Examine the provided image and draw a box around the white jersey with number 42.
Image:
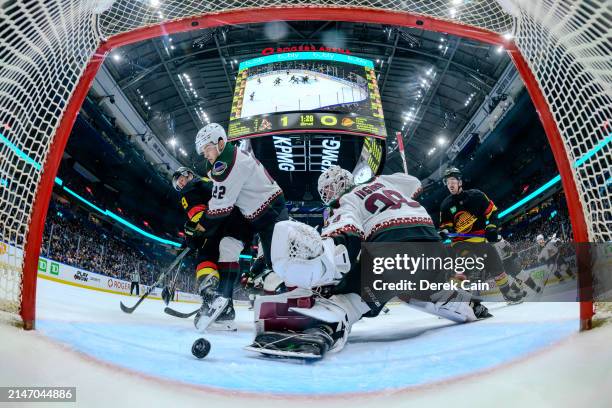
[322,173,434,241]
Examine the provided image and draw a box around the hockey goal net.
[0,1,610,329]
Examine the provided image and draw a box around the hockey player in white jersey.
[190,123,288,331]
[494,238,541,294]
[245,166,491,359]
[536,234,575,283]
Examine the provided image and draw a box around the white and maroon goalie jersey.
[321,173,439,242]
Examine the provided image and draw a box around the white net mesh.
[0,1,101,314]
[511,0,611,243]
[0,0,610,321]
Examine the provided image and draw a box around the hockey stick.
[162,257,185,305]
[164,306,199,318]
[395,131,408,175]
[447,232,485,238]
[120,247,191,314]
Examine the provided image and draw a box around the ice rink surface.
[241,70,367,117]
[33,279,583,393]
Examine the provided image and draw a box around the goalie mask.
[172,166,195,191]
[271,220,350,288]
[317,165,354,205]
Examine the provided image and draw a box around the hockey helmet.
[195,123,227,155]
[442,166,462,185]
[172,166,195,191]
[536,234,545,244]
[317,165,354,205]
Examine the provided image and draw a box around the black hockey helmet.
[172,166,195,191]
[442,166,462,185]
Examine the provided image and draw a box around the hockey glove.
[485,225,498,242]
[184,220,206,248]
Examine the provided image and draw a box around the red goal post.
[1,1,609,330]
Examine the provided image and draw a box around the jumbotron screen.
[228,52,387,139]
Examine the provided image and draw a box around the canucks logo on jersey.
[212,161,227,176]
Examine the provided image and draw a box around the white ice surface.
[1,278,611,407]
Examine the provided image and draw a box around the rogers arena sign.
[107,277,131,291]
[262,45,351,55]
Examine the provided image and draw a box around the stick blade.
[120,301,136,314]
[164,307,199,318]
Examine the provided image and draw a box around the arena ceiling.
[102,21,512,178]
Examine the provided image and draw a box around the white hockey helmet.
[195,123,227,155]
[536,234,545,243]
[317,165,354,205]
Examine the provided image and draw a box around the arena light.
[168,137,178,147]
[106,210,180,247]
[437,136,447,146]
[111,53,121,62]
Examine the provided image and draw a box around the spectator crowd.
[41,196,196,293]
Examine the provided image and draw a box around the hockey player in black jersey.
[170,166,253,331]
[439,167,526,303]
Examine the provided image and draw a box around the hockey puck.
[191,338,211,359]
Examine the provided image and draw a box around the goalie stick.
[120,247,191,314]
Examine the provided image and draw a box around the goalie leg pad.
[408,289,478,323]
[254,288,317,334]
[262,271,285,293]
[290,293,371,353]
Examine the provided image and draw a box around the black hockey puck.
[191,338,211,359]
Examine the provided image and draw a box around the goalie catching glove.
[271,220,351,288]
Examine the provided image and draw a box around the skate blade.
[243,345,322,360]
